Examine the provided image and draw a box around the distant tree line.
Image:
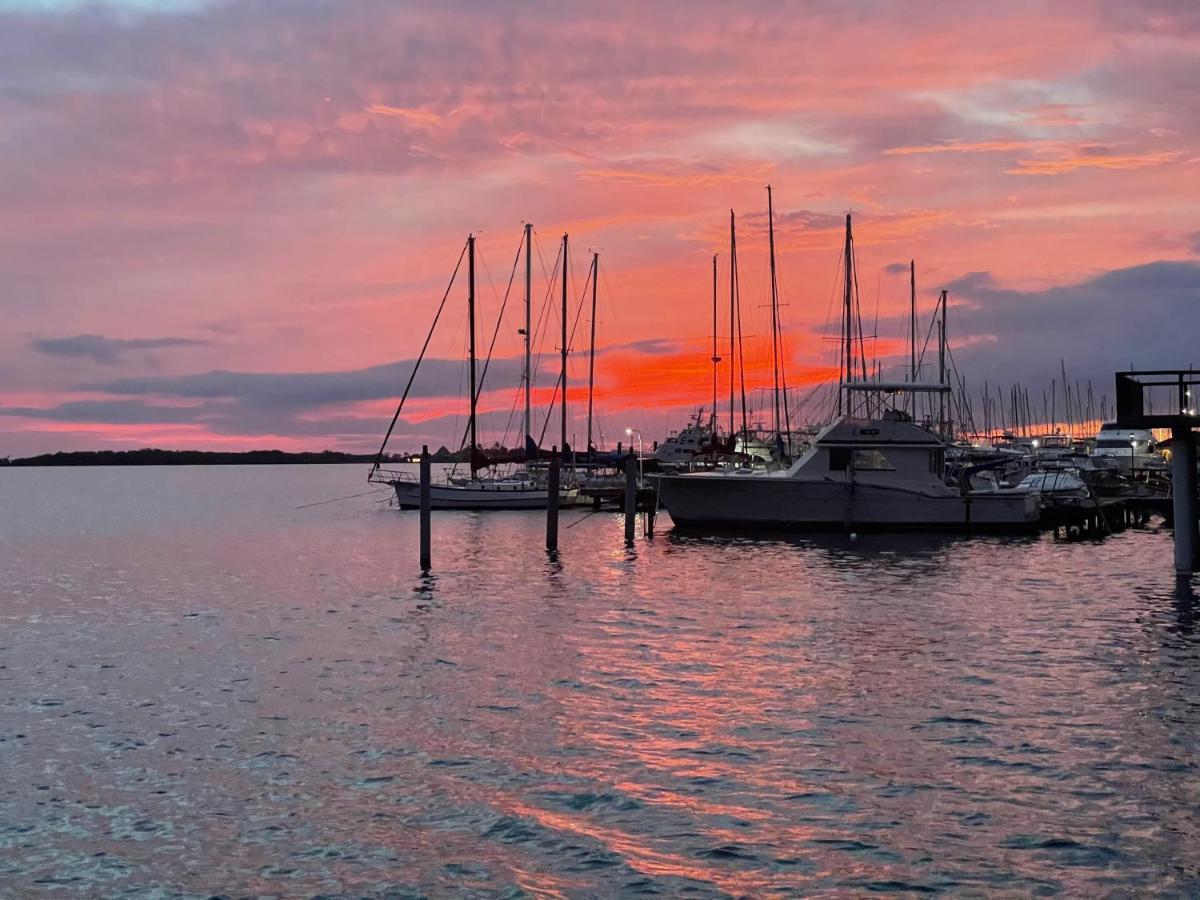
[0,444,514,467]
[1,448,381,467]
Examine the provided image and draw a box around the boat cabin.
[788,413,951,491]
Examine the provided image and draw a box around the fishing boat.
[658,410,1039,531]
[655,213,1040,532]
[370,227,578,510]
[653,409,719,463]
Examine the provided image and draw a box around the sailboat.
[655,214,1041,531]
[370,228,578,510]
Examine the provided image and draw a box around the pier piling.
[1172,426,1198,572]
[419,445,431,570]
[624,453,637,544]
[546,447,560,552]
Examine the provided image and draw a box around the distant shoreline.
[0,449,452,467]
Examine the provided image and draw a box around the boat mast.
[729,210,736,437]
[586,251,598,453]
[711,253,720,435]
[560,232,569,453]
[768,185,782,440]
[909,259,916,418]
[468,233,478,463]
[840,214,853,416]
[733,212,748,440]
[524,223,532,453]
[938,288,947,439]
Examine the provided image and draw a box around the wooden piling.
[546,447,560,552]
[419,445,431,570]
[624,453,637,544]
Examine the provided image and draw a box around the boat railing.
[369,466,417,485]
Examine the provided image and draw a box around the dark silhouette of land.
[0,447,471,467]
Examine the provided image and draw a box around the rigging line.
[567,255,593,356]
[915,299,939,374]
[872,270,881,378]
[530,222,558,428]
[945,341,977,435]
[369,241,467,477]
[851,242,868,383]
[818,243,844,377]
[456,231,524,454]
[598,263,650,440]
[538,372,560,449]
[529,233,563,442]
[452,304,469,466]
[499,379,522,449]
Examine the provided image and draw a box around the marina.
[369,208,1197,573]
[5,1,1200,894]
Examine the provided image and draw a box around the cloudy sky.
[2,0,1198,455]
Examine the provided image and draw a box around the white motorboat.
[1090,424,1163,472]
[1014,470,1088,501]
[656,412,1040,531]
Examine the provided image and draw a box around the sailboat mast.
[840,214,853,415]
[909,259,916,418]
[732,212,748,440]
[586,251,598,453]
[523,223,532,451]
[711,253,720,434]
[768,185,781,439]
[468,233,478,460]
[560,233,569,452]
[729,210,736,437]
[938,289,948,439]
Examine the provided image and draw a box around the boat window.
[1097,439,1135,448]
[829,448,850,471]
[852,449,894,471]
[928,449,944,474]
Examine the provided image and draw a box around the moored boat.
[657,412,1039,531]
[369,226,577,510]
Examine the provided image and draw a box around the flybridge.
[1115,369,1200,429]
[1116,369,1199,573]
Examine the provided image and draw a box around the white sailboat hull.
[656,474,1040,532]
[393,480,578,510]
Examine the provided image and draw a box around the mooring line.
[566,509,604,529]
[295,487,391,509]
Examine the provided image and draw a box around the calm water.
[1,465,1198,897]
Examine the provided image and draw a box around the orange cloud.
[884,139,1040,156]
[364,104,441,126]
[1006,148,1184,176]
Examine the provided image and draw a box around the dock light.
[625,428,644,478]
[1031,439,1039,449]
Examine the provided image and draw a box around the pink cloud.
[1,0,1198,453]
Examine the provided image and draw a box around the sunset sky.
[2,0,1198,456]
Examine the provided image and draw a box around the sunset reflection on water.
[1,466,1197,895]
